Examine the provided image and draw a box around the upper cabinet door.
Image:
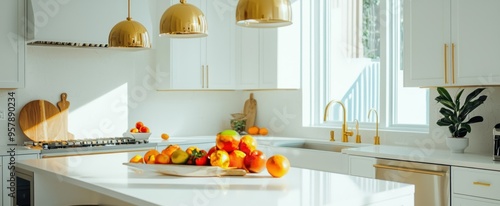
[403,0,451,87]
[0,0,25,88]
[155,0,235,90]
[204,0,236,89]
[404,0,500,87]
[452,0,500,85]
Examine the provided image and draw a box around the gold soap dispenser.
[354,119,361,143]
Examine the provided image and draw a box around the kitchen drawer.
[453,194,500,206]
[452,166,500,201]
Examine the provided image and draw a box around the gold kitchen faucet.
[323,100,353,142]
[368,108,380,145]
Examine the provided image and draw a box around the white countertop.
[344,144,500,171]
[17,152,414,206]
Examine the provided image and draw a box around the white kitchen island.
[16,152,414,206]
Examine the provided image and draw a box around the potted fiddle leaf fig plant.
[435,87,487,153]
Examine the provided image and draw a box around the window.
[303,0,429,131]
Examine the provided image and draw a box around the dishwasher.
[374,159,450,206]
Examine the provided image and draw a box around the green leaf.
[466,116,484,124]
[457,128,468,137]
[455,89,464,110]
[460,123,471,133]
[437,87,453,102]
[439,108,454,117]
[437,99,456,110]
[448,126,455,137]
[437,118,453,126]
[459,97,487,120]
[464,88,485,104]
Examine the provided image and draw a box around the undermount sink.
[276,140,366,153]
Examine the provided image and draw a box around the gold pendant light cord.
[127,0,131,20]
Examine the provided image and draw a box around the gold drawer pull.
[473,181,491,187]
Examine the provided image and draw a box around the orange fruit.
[229,150,246,169]
[259,127,269,136]
[144,149,159,164]
[135,121,144,129]
[130,128,139,133]
[247,126,259,135]
[129,154,143,163]
[161,144,180,157]
[239,135,257,155]
[161,133,170,140]
[266,155,290,178]
[155,154,170,164]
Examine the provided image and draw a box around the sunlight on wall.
[68,83,128,139]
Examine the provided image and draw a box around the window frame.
[303,0,429,133]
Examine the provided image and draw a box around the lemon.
[171,149,189,164]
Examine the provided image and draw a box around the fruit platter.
[123,163,246,177]
[126,129,290,178]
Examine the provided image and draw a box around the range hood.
[26,0,153,48]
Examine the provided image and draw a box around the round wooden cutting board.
[19,100,62,142]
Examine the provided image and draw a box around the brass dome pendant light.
[159,0,208,38]
[108,0,151,48]
[236,0,292,28]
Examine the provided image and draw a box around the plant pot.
[445,137,469,153]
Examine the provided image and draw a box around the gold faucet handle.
[330,130,335,141]
[346,130,354,136]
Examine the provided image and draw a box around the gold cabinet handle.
[444,44,448,84]
[452,43,456,84]
[373,164,446,176]
[473,181,491,187]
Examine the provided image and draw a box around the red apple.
[216,130,241,153]
[244,149,266,173]
[239,135,257,155]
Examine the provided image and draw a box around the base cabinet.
[2,153,38,206]
[348,155,376,178]
[453,195,500,206]
[451,166,500,205]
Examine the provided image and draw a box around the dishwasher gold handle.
[473,181,491,187]
[373,164,446,176]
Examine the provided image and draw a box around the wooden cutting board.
[19,100,62,142]
[244,93,257,130]
[57,93,74,140]
[123,163,247,177]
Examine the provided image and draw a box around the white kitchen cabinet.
[0,0,25,88]
[2,153,38,206]
[404,0,500,87]
[156,0,235,90]
[451,166,500,205]
[348,155,376,178]
[234,1,301,90]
